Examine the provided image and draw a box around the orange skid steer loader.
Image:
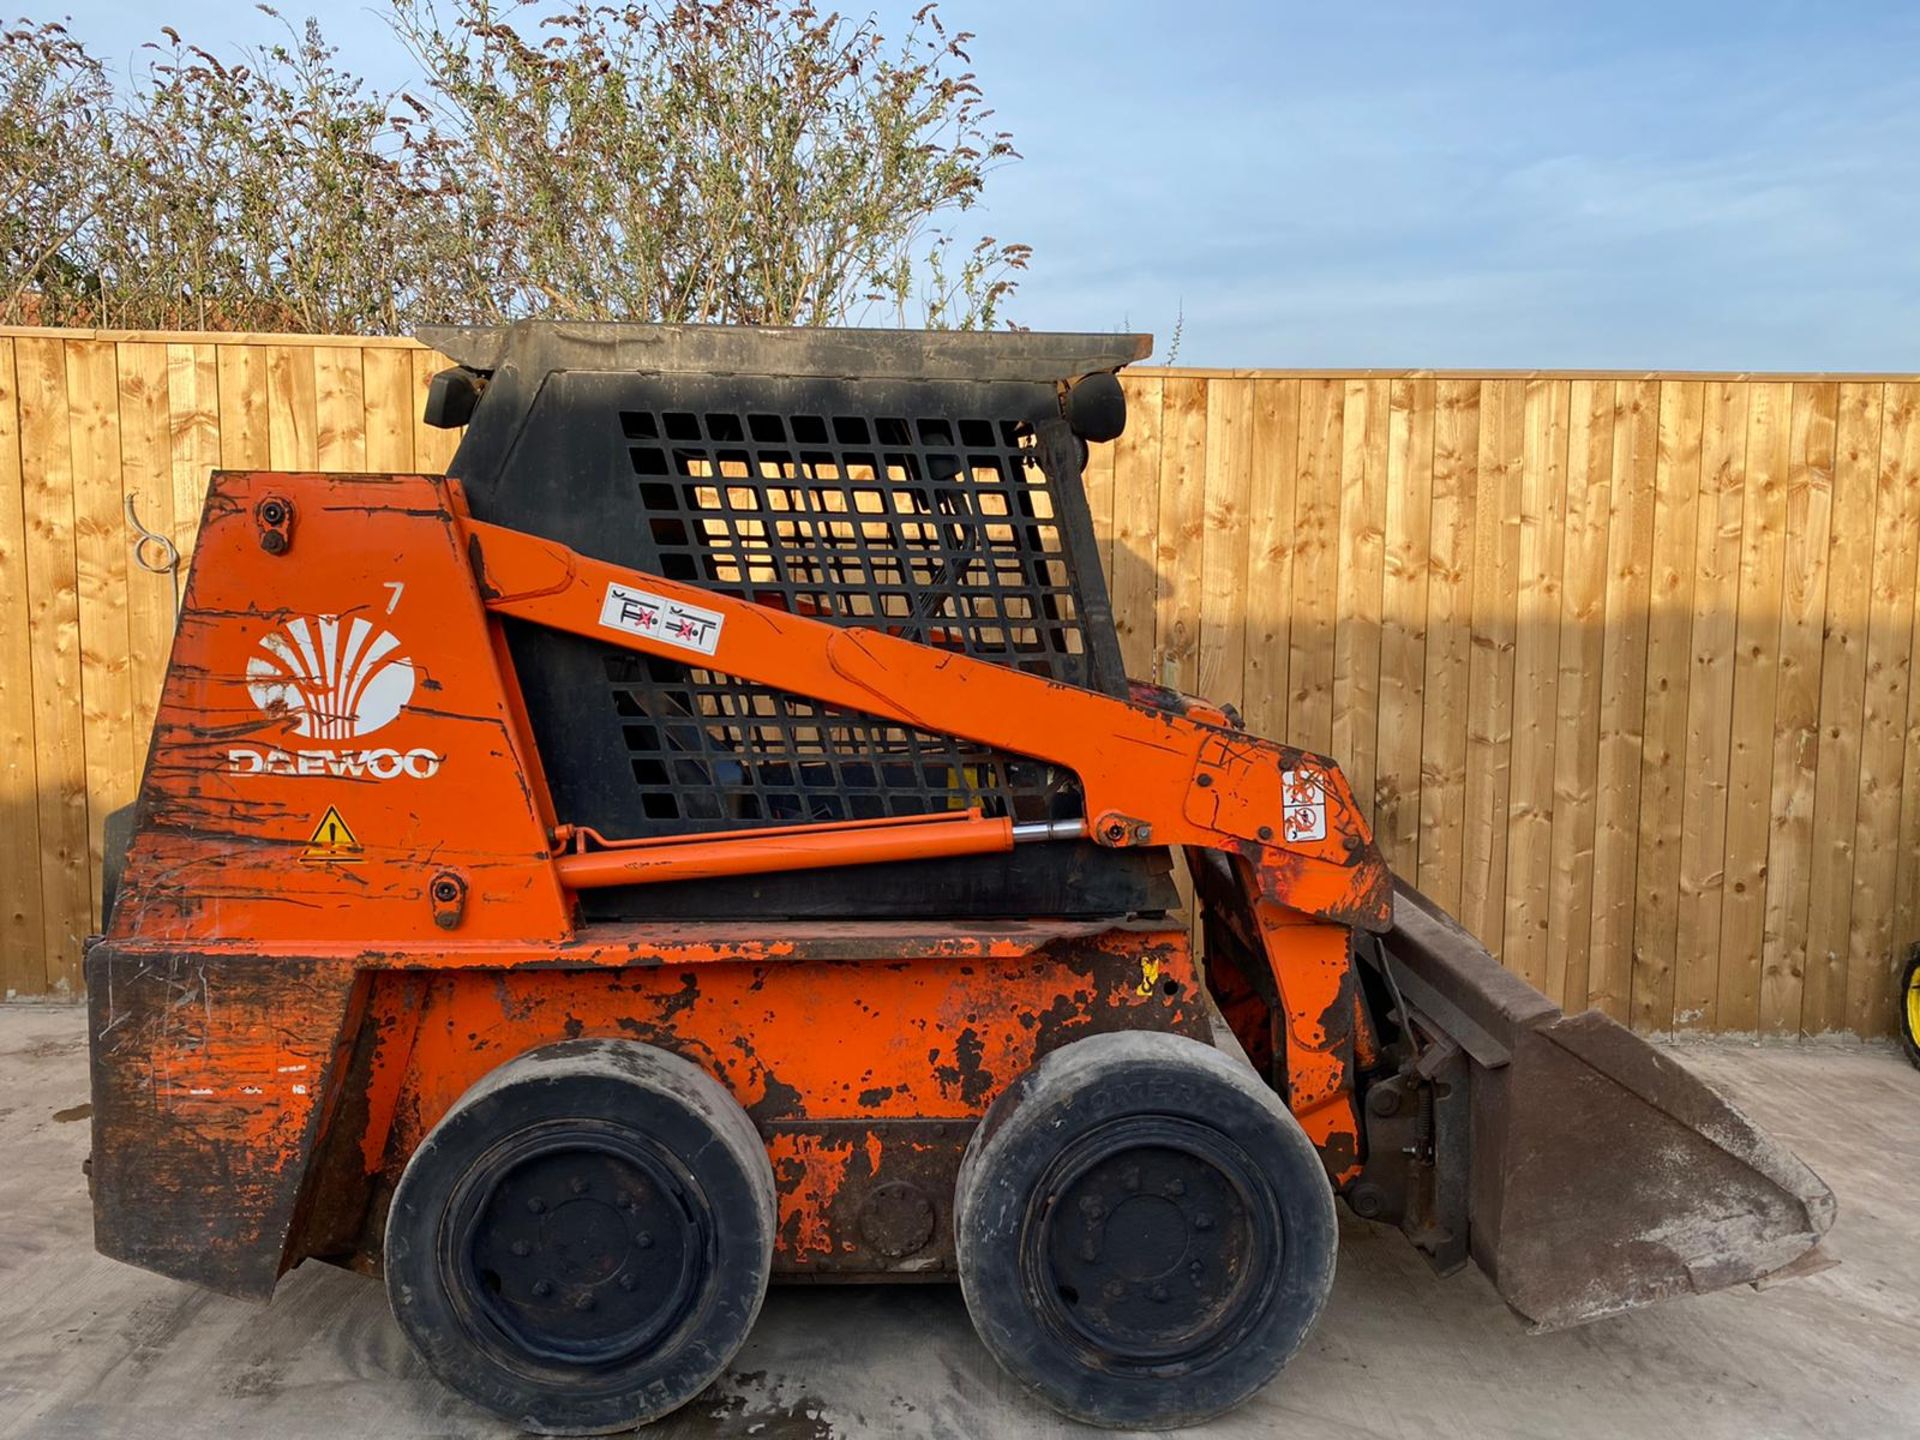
[90,324,1833,1432]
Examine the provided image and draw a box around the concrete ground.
[0,1004,1913,1440]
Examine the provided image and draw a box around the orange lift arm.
[463,508,1390,1176]
[469,517,1392,930]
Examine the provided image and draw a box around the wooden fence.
[3,329,1917,1038]
[0,330,462,1002]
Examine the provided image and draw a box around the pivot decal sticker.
[302,805,362,864]
[1280,767,1328,844]
[598,582,724,656]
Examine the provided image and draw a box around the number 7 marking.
[383,581,405,614]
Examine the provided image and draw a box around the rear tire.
[953,1030,1336,1429]
[384,1039,775,1434]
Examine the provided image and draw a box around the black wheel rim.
[440,1120,713,1370]
[1021,1115,1281,1373]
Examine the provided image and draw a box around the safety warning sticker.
[597,582,725,656]
[1280,768,1328,844]
[302,804,363,863]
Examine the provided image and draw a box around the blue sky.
[48,1,1920,368]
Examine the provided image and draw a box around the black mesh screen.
[601,399,1089,833]
[444,335,1168,918]
[606,652,1074,827]
[623,408,1086,672]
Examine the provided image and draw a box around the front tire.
[384,1039,775,1434]
[953,1030,1337,1429]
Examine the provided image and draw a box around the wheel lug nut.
[526,1197,545,1214]
[532,1279,553,1297]
[1080,1240,1099,1262]
[573,1293,594,1312]
[570,1177,588,1196]
[1149,1284,1168,1302]
[1121,1167,1139,1192]
[1193,1212,1213,1231]
[619,1274,639,1292]
[636,1232,654,1250]
[1167,1178,1186,1197]
[510,1240,531,1257]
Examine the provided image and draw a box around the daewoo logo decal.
[246,614,416,740]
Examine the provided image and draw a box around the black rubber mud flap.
[384,1039,775,1434]
[953,1030,1336,1430]
[98,803,135,930]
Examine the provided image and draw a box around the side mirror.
[1063,372,1127,444]
[423,366,487,430]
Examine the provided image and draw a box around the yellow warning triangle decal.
[303,805,362,862]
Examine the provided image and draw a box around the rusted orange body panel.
[90,924,1203,1295]
[91,469,1390,1297]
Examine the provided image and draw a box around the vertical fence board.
[16,338,90,993]
[1882,388,1920,1035]
[1459,381,1525,952]
[1417,380,1481,912]
[1545,380,1614,1012]
[1802,383,1881,1034]
[1154,377,1210,695]
[66,340,133,941]
[1672,383,1751,1029]
[314,346,368,471]
[115,343,177,738]
[1374,377,1434,877]
[217,346,269,469]
[1240,380,1299,741]
[1587,380,1659,1019]
[1758,384,1838,1031]
[1198,379,1253,712]
[1109,377,1162,679]
[363,348,416,473]
[1332,378,1389,825]
[166,343,220,589]
[1718,381,1793,1032]
[1082,428,1118,581]
[266,344,318,469]
[1628,380,1703,1031]
[1288,380,1343,753]
[0,339,45,995]
[411,349,463,474]
[1503,379,1569,991]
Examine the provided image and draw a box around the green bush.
[0,2,1028,332]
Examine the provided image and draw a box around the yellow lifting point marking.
[1136,957,1163,997]
[302,805,362,864]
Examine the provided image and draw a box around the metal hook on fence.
[124,493,180,576]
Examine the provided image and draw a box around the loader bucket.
[1369,881,1836,1331]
